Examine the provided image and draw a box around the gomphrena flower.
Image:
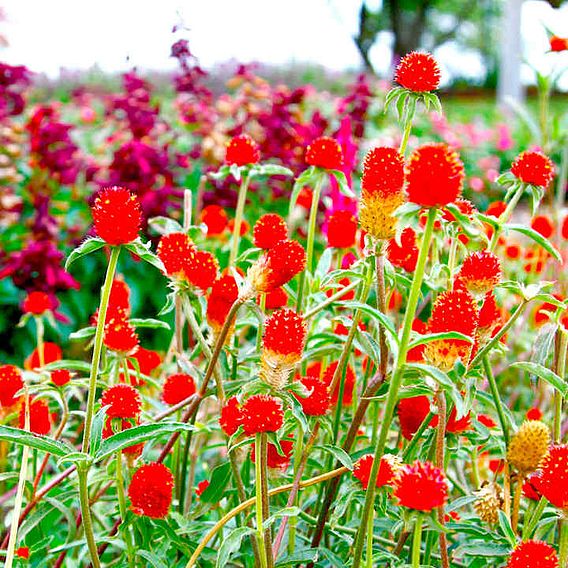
[305,136,343,170]
[474,481,503,525]
[326,210,357,249]
[157,232,196,278]
[294,376,331,416]
[406,144,465,207]
[246,239,306,297]
[51,369,72,387]
[241,395,284,435]
[394,460,448,512]
[264,287,288,310]
[184,250,219,291]
[219,396,244,436]
[398,395,436,440]
[91,186,142,245]
[395,51,441,92]
[506,540,559,568]
[101,384,142,419]
[323,361,356,406]
[511,151,555,188]
[424,289,479,371]
[128,462,174,519]
[388,228,419,272]
[251,438,294,470]
[200,205,228,236]
[206,273,239,335]
[18,397,51,435]
[353,454,402,489]
[359,146,405,240]
[161,373,196,405]
[103,313,139,355]
[225,133,260,167]
[533,444,568,509]
[0,364,24,407]
[458,250,502,295]
[22,291,53,315]
[550,35,568,52]
[253,213,288,249]
[477,292,504,340]
[531,215,554,239]
[507,420,550,475]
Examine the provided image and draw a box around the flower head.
[359,191,404,240]
[474,482,503,525]
[162,373,196,405]
[394,460,447,512]
[458,250,502,295]
[323,361,356,406]
[101,384,142,419]
[550,35,568,52]
[326,210,357,248]
[51,369,72,387]
[388,228,419,272]
[507,420,550,475]
[128,462,174,518]
[511,151,555,187]
[395,52,441,92]
[264,287,288,310]
[104,313,139,355]
[251,438,294,470]
[19,397,51,435]
[220,396,244,436]
[263,309,306,361]
[305,137,343,170]
[103,417,144,456]
[406,144,464,207]
[241,395,284,435]
[91,186,142,245]
[200,205,228,236]
[207,273,239,334]
[506,540,558,568]
[0,365,24,407]
[157,232,196,278]
[533,444,568,509]
[294,376,331,416]
[353,454,402,489]
[477,292,504,339]
[184,250,219,291]
[398,395,436,440]
[225,134,260,166]
[361,147,405,196]
[531,215,554,239]
[22,291,53,315]
[253,213,288,249]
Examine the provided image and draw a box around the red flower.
[394,460,448,512]
[15,546,29,559]
[200,205,228,236]
[220,396,244,436]
[19,397,51,435]
[263,309,306,360]
[103,417,144,456]
[162,373,196,405]
[91,186,142,245]
[129,347,162,377]
[486,200,507,218]
[353,454,400,489]
[128,462,174,518]
[225,134,260,166]
[533,444,568,509]
[184,250,219,291]
[263,287,288,310]
[305,136,343,170]
[0,365,24,407]
[241,395,284,435]
[531,215,554,239]
[523,472,542,501]
[207,273,239,333]
[550,35,568,52]
[294,376,331,416]
[395,51,441,92]
[506,540,559,568]
[90,278,131,327]
[253,213,288,249]
[227,218,249,237]
[195,480,210,498]
[361,146,405,196]
[248,239,306,293]
[511,151,555,187]
[323,361,356,406]
[325,277,355,302]
[446,407,471,433]
[458,251,502,295]
[157,232,196,278]
[388,228,419,272]
[24,342,62,370]
[505,244,521,260]
[251,438,294,470]
[101,384,141,419]
[406,144,464,207]
[526,407,543,421]
[326,210,357,248]
[51,369,72,387]
[398,396,435,440]
[104,314,139,355]
[22,291,53,315]
[407,319,428,362]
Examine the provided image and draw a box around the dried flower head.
[253,213,288,249]
[511,151,555,188]
[359,190,404,241]
[225,133,260,166]
[474,481,503,525]
[101,384,142,419]
[305,136,343,170]
[395,52,441,92]
[507,420,550,475]
[394,460,448,512]
[128,462,174,519]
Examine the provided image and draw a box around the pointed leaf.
[65,238,106,270]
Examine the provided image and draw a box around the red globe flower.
[394,460,448,512]
[15,547,29,559]
[0,365,24,407]
[263,287,288,310]
[157,232,196,278]
[200,205,229,236]
[129,347,162,377]
[511,151,555,187]
[90,278,131,326]
[361,146,405,196]
[22,291,53,315]
[398,395,436,440]
[353,454,401,489]
[486,200,507,218]
[322,361,356,406]
[533,444,568,510]
[395,51,441,92]
[91,186,142,245]
[225,134,260,166]
[526,407,543,421]
[207,273,239,333]
[294,376,331,416]
[101,384,142,419]
[162,373,196,405]
[128,462,174,519]
[531,215,555,239]
[51,369,72,387]
[326,210,357,249]
[253,213,288,249]
[263,309,306,362]
[458,250,502,295]
[241,395,284,435]
[305,136,343,170]
[406,144,464,207]
[251,438,294,470]
[104,314,139,355]
[19,397,51,435]
[388,228,419,272]
[220,396,244,436]
[506,540,559,568]
[550,35,568,52]
[184,250,219,291]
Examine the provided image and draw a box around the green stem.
[303,280,359,320]
[229,173,250,266]
[255,434,269,568]
[482,356,509,446]
[78,467,101,568]
[560,519,568,568]
[365,506,374,568]
[522,497,547,541]
[399,118,413,155]
[115,450,135,567]
[402,411,436,462]
[489,185,525,252]
[411,513,423,568]
[351,207,437,568]
[82,246,121,453]
[553,328,567,443]
[35,316,45,368]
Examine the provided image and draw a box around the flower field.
[0,40,568,568]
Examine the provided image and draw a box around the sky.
[1,0,567,84]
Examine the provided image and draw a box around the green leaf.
[137,551,169,568]
[159,291,176,316]
[316,445,353,470]
[65,238,106,270]
[510,362,567,396]
[43,360,91,373]
[124,239,166,272]
[208,164,232,181]
[216,526,255,568]
[497,510,517,547]
[263,507,301,529]
[329,170,355,198]
[289,166,318,216]
[336,301,398,343]
[129,318,170,330]
[199,461,232,503]
[90,407,107,457]
[0,425,72,457]
[250,164,294,178]
[407,331,474,350]
[69,326,96,341]
[276,549,319,566]
[94,422,195,462]
[505,224,562,262]
[147,216,183,236]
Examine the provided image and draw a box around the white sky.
[1,0,567,84]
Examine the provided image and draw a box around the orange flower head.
[225,133,260,166]
[394,460,448,512]
[128,462,174,519]
[157,232,196,278]
[101,384,142,419]
[305,136,343,170]
[361,146,405,196]
[253,213,288,249]
[506,540,558,568]
[458,250,502,295]
[0,365,24,407]
[511,151,555,187]
[241,395,284,435]
[395,51,441,92]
